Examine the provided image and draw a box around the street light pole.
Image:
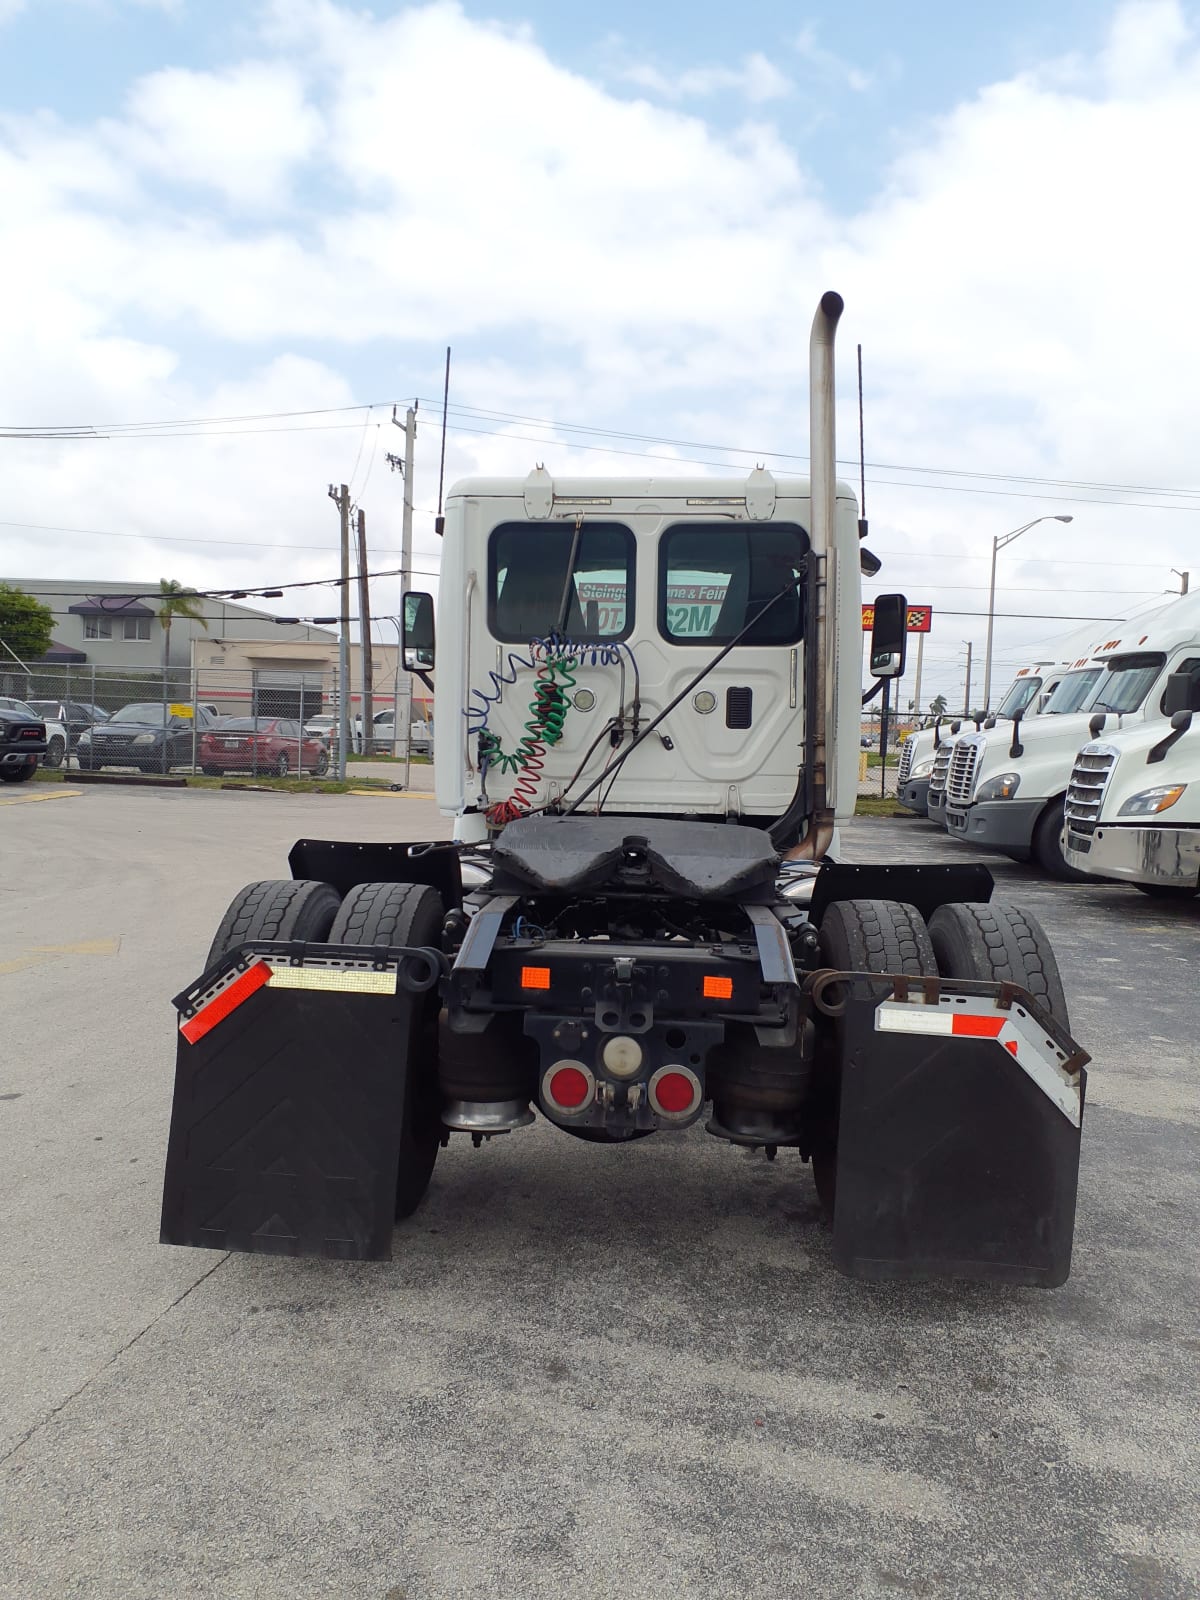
[982,513,1074,712]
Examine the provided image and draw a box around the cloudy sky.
[1,0,1196,707]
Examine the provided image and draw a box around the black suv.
[76,703,218,773]
[0,710,48,784]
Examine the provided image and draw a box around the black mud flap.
[161,942,443,1260]
[818,973,1088,1287]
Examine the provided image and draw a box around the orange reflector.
[703,974,733,1000]
[521,965,551,990]
[951,1013,1006,1039]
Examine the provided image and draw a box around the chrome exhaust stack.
[790,289,843,860]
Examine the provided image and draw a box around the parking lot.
[1,788,1197,1600]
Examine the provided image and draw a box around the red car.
[198,717,330,778]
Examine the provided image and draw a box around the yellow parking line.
[0,936,121,976]
[0,786,84,806]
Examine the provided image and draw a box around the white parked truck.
[899,658,1076,818]
[937,594,1200,876]
[1062,664,1200,898]
[160,293,1089,1286]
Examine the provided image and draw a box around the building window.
[123,617,151,641]
[83,617,113,640]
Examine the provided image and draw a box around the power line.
[7,392,1200,510]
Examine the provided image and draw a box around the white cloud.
[622,51,792,104]
[0,0,1198,700]
[0,0,27,23]
[793,24,873,92]
[112,60,323,208]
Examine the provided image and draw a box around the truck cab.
[431,468,863,844]
[1062,662,1200,897]
[902,661,1067,818]
[938,593,1200,876]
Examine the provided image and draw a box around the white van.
[1062,663,1200,899]
[939,592,1200,876]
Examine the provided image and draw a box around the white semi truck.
[1062,664,1200,898]
[898,657,1079,818]
[936,593,1200,876]
[160,293,1089,1286]
[925,649,1104,836]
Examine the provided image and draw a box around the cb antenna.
[435,345,451,536]
[857,341,867,539]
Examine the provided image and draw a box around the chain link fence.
[0,662,425,780]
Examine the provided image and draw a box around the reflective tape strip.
[267,966,397,995]
[179,959,271,1044]
[875,998,1082,1127]
[875,1004,953,1036]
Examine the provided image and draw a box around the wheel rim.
[276,753,289,776]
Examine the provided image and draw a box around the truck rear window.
[489,521,634,642]
[658,523,808,645]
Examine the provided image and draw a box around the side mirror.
[1171,708,1194,732]
[1162,670,1200,717]
[402,591,435,671]
[868,593,907,679]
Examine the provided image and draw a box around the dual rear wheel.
[205,877,444,1220]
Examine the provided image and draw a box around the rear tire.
[928,900,1070,1028]
[1032,797,1088,881]
[275,752,290,778]
[812,899,938,1213]
[328,882,445,1219]
[205,878,342,970]
[0,761,37,784]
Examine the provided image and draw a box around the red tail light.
[542,1061,595,1114]
[649,1066,701,1119]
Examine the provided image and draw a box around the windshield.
[110,703,171,724]
[994,676,1042,718]
[27,701,60,716]
[1043,667,1104,714]
[1089,654,1165,715]
[0,697,38,717]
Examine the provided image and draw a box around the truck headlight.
[1118,784,1186,817]
[77,731,91,745]
[132,733,157,745]
[911,757,935,779]
[976,772,1021,801]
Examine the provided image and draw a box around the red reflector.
[521,965,551,990]
[951,1014,1006,1038]
[179,960,271,1045]
[549,1066,590,1108]
[654,1071,696,1114]
[703,974,733,1000]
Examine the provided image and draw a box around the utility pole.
[912,632,925,721]
[963,640,973,718]
[327,482,351,780]
[356,506,374,754]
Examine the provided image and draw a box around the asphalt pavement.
[1,789,1197,1599]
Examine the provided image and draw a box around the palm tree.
[928,694,948,718]
[158,579,208,668]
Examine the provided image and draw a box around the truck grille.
[928,742,952,798]
[898,737,915,784]
[1064,745,1117,836]
[947,739,982,806]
